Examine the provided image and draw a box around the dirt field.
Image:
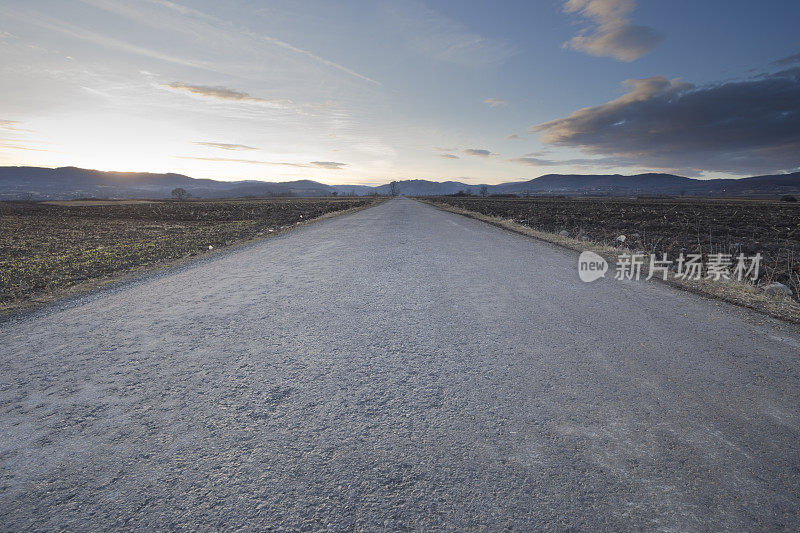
[429,196,800,301]
[41,199,157,206]
[0,197,376,310]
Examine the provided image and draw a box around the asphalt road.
[1,198,799,531]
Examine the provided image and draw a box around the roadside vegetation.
[0,197,377,313]
[423,196,800,322]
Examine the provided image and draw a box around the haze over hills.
[1,166,799,200]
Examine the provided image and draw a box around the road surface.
[1,198,799,530]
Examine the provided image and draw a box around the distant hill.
[0,166,337,200]
[490,172,800,196]
[492,173,696,195]
[1,166,799,200]
[372,172,800,197]
[373,180,485,196]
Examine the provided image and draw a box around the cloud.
[484,98,507,108]
[530,69,800,174]
[79,0,380,85]
[440,153,460,159]
[178,157,346,169]
[2,8,213,70]
[562,0,663,61]
[774,52,800,66]
[194,142,258,151]
[381,1,514,67]
[310,161,347,170]
[510,156,641,168]
[179,156,306,167]
[434,146,458,152]
[0,120,44,151]
[505,134,521,140]
[165,83,289,107]
[463,148,494,157]
[510,157,553,167]
[0,143,50,152]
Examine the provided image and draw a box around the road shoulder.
[0,199,383,322]
[417,197,800,325]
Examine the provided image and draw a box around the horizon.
[1,1,799,185]
[5,164,799,189]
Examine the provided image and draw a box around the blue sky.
[0,0,798,184]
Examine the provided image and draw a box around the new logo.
[578,251,608,282]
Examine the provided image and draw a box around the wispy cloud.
[562,0,663,61]
[1,8,214,70]
[440,153,460,159]
[258,35,380,86]
[194,142,258,151]
[505,134,521,140]
[310,161,347,170]
[530,69,800,174]
[165,83,290,108]
[381,1,514,67]
[484,98,507,108]
[178,156,347,169]
[510,156,639,167]
[0,143,50,152]
[0,120,45,152]
[510,157,552,167]
[0,120,21,130]
[463,148,494,158]
[774,52,800,66]
[179,156,307,167]
[80,0,380,85]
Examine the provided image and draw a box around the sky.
[0,0,798,185]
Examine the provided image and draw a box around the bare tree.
[479,185,489,197]
[389,181,399,196]
[171,187,190,201]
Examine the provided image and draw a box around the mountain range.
[1,166,799,200]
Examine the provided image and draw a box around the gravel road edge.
[0,199,385,322]
[417,198,800,325]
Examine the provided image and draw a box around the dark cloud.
[563,0,663,62]
[194,142,258,151]
[530,69,800,175]
[774,52,800,66]
[440,153,460,159]
[463,148,494,157]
